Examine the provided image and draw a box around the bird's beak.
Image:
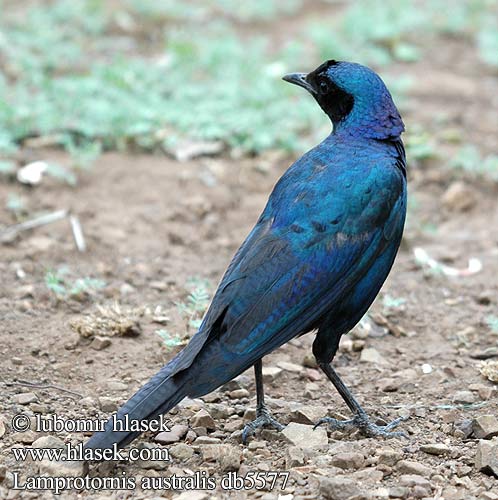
[282,72,316,94]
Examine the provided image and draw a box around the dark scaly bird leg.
[314,362,407,438]
[242,359,284,444]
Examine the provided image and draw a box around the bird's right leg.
[314,362,407,438]
[241,359,284,443]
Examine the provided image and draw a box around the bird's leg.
[314,362,407,438]
[242,359,285,444]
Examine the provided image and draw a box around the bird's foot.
[242,405,284,444]
[314,412,408,439]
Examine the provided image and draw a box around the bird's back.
[171,133,407,385]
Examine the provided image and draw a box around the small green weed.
[45,267,106,300]
[5,193,25,217]
[0,160,16,175]
[382,294,406,312]
[45,163,78,186]
[450,145,498,181]
[486,315,498,335]
[477,21,498,68]
[156,329,185,350]
[0,0,496,158]
[405,126,438,162]
[176,277,211,331]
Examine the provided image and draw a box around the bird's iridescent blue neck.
[320,63,405,141]
[333,90,404,140]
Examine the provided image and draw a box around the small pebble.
[13,392,38,405]
[472,415,498,439]
[420,443,451,456]
[452,390,476,404]
[397,460,431,477]
[262,366,282,382]
[191,409,216,430]
[281,422,328,448]
[155,424,188,444]
[90,336,111,350]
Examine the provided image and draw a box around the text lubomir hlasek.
[34,414,171,433]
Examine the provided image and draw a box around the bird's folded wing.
[217,221,384,356]
[166,183,404,375]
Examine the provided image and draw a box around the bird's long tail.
[84,364,189,451]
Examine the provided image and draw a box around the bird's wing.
[166,158,405,376]
[216,211,398,358]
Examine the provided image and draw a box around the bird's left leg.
[242,359,284,443]
[314,362,407,438]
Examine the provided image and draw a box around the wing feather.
[166,146,406,377]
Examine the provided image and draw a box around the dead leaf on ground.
[70,303,143,339]
[479,360,498,383]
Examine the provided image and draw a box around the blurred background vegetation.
[0,0,497,173]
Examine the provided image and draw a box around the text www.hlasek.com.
[11,413,172,462]
[12,442,168,462]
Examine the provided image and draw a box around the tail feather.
[84,366,188,451]
[84,335,259,452]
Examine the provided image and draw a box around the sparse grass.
[156,329,185,350]
[124,0,303,23]
[405,125,438,162]
[486,315,498,335]
[5,193,25,217]
[477,20,498,68]
[155,277,212,348]
[335,0,425,64]
[0,0,496,159]
[45,267,106,300]
[449,145,498,181]
[176,277,212,331]
[309,0,497,69]
[0,1,318,156]
[382,294,406,311]
[0,160,16,175]
[44,163,78,186]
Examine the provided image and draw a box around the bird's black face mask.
[283,60,354,124]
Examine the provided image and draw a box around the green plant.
[5,193,25,216]
[405,126,438,161]
[45,267,106,299]
[1,0,495,159]
[477,21,498,68]
[382,294,406,311]
[486,315,498,335]
[124,0,303,23]
[45,269,69,297]
[0,160,16,175]
[450,145,498,181]
[176,277,211,331]
[156,329,185,350]
[63,136,102,170]
[45,163,78,186]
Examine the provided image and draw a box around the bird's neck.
[332,94,404,141]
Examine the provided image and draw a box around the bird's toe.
[314,414,408,439]
[361,415,409,439]
[313,416,358,431]
[241,406,284,444]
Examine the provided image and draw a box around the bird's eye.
[319,80,329,94]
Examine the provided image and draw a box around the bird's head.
[283,60,404,140]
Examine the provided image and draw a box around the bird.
[85,60,407,452]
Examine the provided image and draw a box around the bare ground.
[1,30,498,500]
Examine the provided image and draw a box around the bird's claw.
[242,405,284,444]
[314,413,408,439]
